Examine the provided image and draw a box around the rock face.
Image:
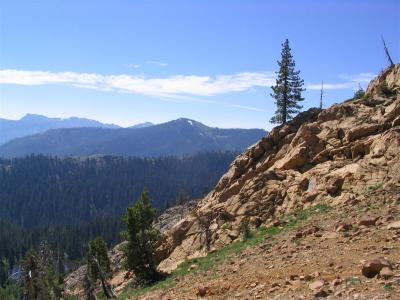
[156,65,400,272]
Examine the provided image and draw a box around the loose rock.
[361,257,393,278]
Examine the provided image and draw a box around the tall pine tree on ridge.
[270,39,305,124]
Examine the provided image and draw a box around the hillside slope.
[65,65,400,299]
[155,65,400,273]
[0,118,266,157]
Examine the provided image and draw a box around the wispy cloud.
[125,64,141,69]
[145,60,168,67]
[339,72,375,83]
[228,104,268,113]
[0,69,376,101]
[0,69,275,98]
[306,72,376,90]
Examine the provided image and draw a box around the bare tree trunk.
[320,81,324,110]
[382,37,394,67]
[84,274,99,300]
[94,258,116,298]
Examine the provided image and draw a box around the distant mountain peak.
[0,117,266,157]
[172,118,203,127]
[130,122,154,129]
[0,114,120,145]
[21,113,49,120]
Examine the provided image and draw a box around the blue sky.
[0,0,399,130]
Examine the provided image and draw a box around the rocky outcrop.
[156,65,400,272]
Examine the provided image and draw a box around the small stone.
[313,288,329,297]
[305,274,313,281]
[196,286,208,297]
[289,274,298,280]
[309,280,325,291]
[359,215,378,226]
[311,271,321,278]
[331,278,342,287]
[271,282,280,288]
[336,222,352,232]
[380,267,393,279]
[250,282,257,288]
[187,264,199,271]
[334,290,343,297]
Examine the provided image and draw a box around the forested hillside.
[0,152,237,228]
[0,151,237,285]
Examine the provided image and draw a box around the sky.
[0,0,399,130]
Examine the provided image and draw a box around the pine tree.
[21,243,60,300]
[21,249,40,300]
[354,84,365,99]
[86,237,115,298]
[270,39,305,124]
[122,190,162,285]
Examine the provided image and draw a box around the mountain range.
[0,116,266,157]
[0,114,124,145]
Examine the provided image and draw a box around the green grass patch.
[118,203,331,299]
[384,283,394,292]
[367,182,384,193]
[63,295,80,300]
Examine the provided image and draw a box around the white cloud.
[0,70,102,86]
[339,72,376,83]
[0,69,275,98]
[0,68,376,100]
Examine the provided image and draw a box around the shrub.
[353,87,365,99]
[240,219,252,240]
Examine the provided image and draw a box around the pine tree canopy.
[270,39,305,124]
[122,190,162,284]
[87,237,111,282]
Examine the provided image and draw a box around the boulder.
[387,221,400,230]
[345,124,380,143]
[361,257,393,278]
[358,216,378,226]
